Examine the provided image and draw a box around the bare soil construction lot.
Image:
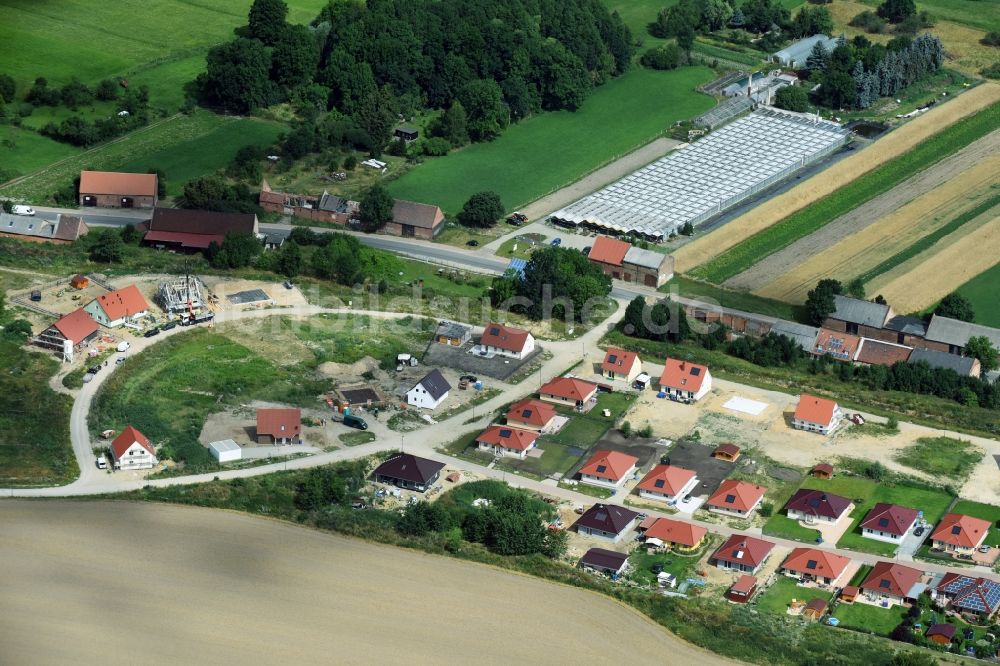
[672,82,1000,274]
[0,501,733,666]
[731,130,1000,296]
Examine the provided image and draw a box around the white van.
[96,455,108,469]
[116,341,130,353]
[13,205,35,216]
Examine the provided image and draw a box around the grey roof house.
[372,453,445,492]
[908,348,980,377]
[925,315,1000,354]
[0,212,88,243]
[406,368,452,409]
[828,295,891,329]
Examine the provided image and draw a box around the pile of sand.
[318,355,380,378]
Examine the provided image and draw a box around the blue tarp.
[507,258,527,279]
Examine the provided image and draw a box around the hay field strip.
[869,206,1000,313]
[753,165,1000,303]
[686,96,1000,283]
[673,83,1000,275]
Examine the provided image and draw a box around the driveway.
[896,526,930,559]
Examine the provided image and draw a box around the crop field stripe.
[957,262,1000,328]
[690,101,1000,284]
[692,42,763,66]
[856,192,1000,285]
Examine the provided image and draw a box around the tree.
[680,222,694,236]
[147,168,166,198]
[774,85,810,111]
[877,0,916,23]
[518,246,612,321]
[457,191,504,228]
[675,24,696,54]
[60,78,93,110]
[0,199,12,214]
[0,74,16,103]
[270,24,319,89]
[621,295,648,336]
[94,79,119,101]
[358,184,394,232]
[398,501,453,536]
[198,38,274,113]
[965,336,999,373]
[120,224,140,244]
[935,292,974,322]
[489,273,519,308]
[210,233,262,268]
[641,45,684,70]
[817,70,857,108]
[804,278,842,326]
[890,650,940,666]
[352,87,395,155]
[247,0,288,45]
[2,319,32,339]
[806,41,830,74]
[458,79,508,141]
[846,277,865,299]
[438,102,469,147]
[983,32,1000,47]
[89,230,125,263]
[275,241,303,278]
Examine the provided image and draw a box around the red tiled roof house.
[505,399,556,432]
[256,408,302,445]
[109,426,158,470]
[784,489,853,525]
[659,358,712,402]
[711,534,775,574]
[79,170,158,208]
[34,308,100,354]
[636,464,698,504]
[936,573,1000,619]
[586,235,674,287]
[643,517,707,551]
[601,347,643,384]
[578,450,638,489]
[706,479,766,518]
[859,561,923,605]
[475,425,539,460]
[861,503,919,544]
[931,513,992,554]
[84,284,150,328]
[792,394,842,435]
[479,322,535,360]
[539,377,598,409]
[780,548,851,586]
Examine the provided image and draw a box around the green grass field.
[956,261,1000,328]
[602,0,675,46]
[762,514,822,543]
[755,576,832,616]
[893,436,982,482]
[833,601,908,636]
[0,126,81,182]
[691,101,1000,284]
[914,0,1000,32]
[388,66,715,215]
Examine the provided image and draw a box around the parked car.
[506,212,527,225]
[651,563,664,575]
[116,357,126,365]
[979,545,991,553]
[459,375,478,383]
[850,413,866,425]
[96,455,107,469]
[582,246,591,255]
[466,239,479,247]
[343,414,368,430]
[13,205,35,216]
[143,328,160,338]
[30,290,42,302]
[283,281,294,289]
[914,526,925,537]
[116,341,130,352]
[550,238,562,246]
[161,322,177,331]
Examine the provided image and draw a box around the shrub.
[621,421,632,438]
[759,501,774,517]
[422,137,451,156]
[640,44,684,71]
[850,10,888,33]
[983,32,1000,47]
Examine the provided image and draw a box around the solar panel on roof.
[690,367,701,376]
[806,560,818,570]
[654,479,665,488]
[596,465,607,473]
[489,327,499,335]
[521,409,533,417]
[952,525,962,535]
[608,354,618,364]
[595,512,607,521]
[878,518,890,527]
[725,494,736,504]
[879,580,890,589]
[499,429,512,438]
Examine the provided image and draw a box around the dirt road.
[0,501,737,666]
[726,129,1000,294]
[672,82,1000,274]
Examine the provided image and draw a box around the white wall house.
[84,285,149,328]
[480,323,535,360]
[110,426,157,471]
[659,358,712,402]
[638,474,699,504]
[792,394,842,435]
[406,369,451,410]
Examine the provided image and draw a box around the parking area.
[422,341,542,381]
[658,440,739,499]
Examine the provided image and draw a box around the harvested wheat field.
[0,501,736,666]
[673,83,1000,274]
[750,152,1000,302]
[871,207,1000,313]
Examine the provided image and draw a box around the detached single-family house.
[406,368,452,410]
[936,573,1000,620]
[931,513,992,554]
[480,322,535,360]
[255,408,302,445]
[578,548,629,577]
[435,321,471,346]
[383,199,445,239]
[109,425,158,470]
[84,284,150,328]
[706,479,766,518]
[859,561,923,606]
[34,307,100,354]
[475,425,539,459]
[573,503,640,542]
[710,534,775,574]
[578,450,638,489]
[659,358,712,402]
[79,170,158,208]
[0,212,88,244]
[860,503,919,544]
[538,377,597,409]
[780,548,851,586]
[636,464,698,504]
[925,624,957,646]
[505,399,557,432]
[601,347,642,384]
[784,489,852,524]
[394,127,419,142]
[792,394,842,435]
[643,517,708,551]
[372,453,445,492]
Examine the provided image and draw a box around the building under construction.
[157,276,205,314]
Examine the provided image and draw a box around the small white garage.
[208,439,242,463]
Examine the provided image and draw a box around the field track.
[672,83,1000,274]
[729,129,1000,295]
[870,208,1000,313]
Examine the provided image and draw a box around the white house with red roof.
[479,322,535,360]
[538,377,598,409]
[792,394,842,435]
[860,561,923,606]
[84,284,150,328]
[711,534,775,574]
[475,425,539,459]
[578,450,638,489]
[780,548,852,586]
[109,426,158,470]
[931,513,992,554]
[659,358,712,402]
[636,464,698,504]
[860,503,919,544]
[256,408,302,445]
[706,479,766,517]
[601,348,643,384]
[505,399,557,432]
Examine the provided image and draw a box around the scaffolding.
[157,276,204,313]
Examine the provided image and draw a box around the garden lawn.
[690,102,1000,283]
[544,392,636,449]
[628,545,706,587]
[892,436,982,481]
[763,514,822,543]
[951,500,1000,548]
[755,576,832,616]
[387,67,715,216]
[956,261,1000,328]
[833,600,909,636]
